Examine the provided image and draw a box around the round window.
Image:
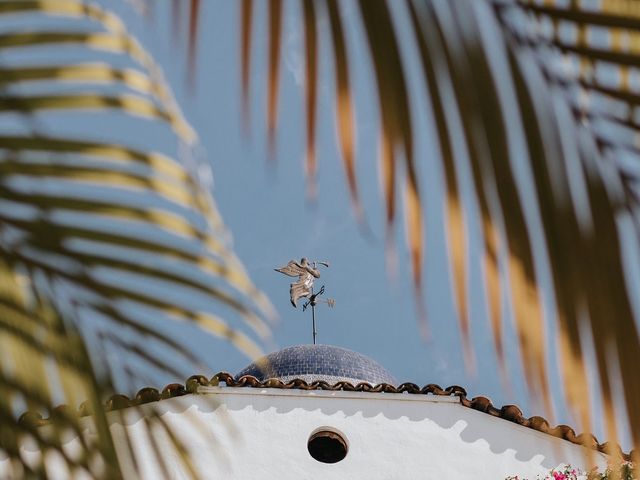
[307,429,348,464]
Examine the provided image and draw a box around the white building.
[5,344,617,479]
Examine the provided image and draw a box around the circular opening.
[307,430,348,464]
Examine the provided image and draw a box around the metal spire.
[275,258,335,344]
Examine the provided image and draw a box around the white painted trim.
[197,385,461,404]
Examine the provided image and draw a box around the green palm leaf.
[0,0,273,477]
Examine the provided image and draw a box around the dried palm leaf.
[177,0,640,458]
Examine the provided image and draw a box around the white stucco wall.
[2,387,608,479]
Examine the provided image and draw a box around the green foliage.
[506,462,636,480]
[0,1,272,477]
[235,0,640,456]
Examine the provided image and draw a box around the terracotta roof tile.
[17,372,632,460]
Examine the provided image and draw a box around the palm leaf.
[326,0,361,220]
[0,256,123,478]
[0,0,273,477]
[177,0,640,458]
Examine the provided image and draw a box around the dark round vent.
[307,430,348,464]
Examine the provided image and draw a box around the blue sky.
[91,0,632,449]
[153,0,532,414]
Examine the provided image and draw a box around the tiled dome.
[235,344,396,386]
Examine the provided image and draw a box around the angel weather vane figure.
[275,257,333,344]
[275,257,328,307]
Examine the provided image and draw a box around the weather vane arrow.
[275,257,334,344]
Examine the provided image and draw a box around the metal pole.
[311,287,317,344]
[312,303,317,344]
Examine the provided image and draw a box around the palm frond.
[267,0,283,155]
[0,0,273,477]
[326,0,360,218]
[175,0,640,457]
[302,0,318,198]
[0,255,123,478]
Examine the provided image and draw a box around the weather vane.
[275,257,335,344]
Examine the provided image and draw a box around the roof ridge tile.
[15,371,631,460]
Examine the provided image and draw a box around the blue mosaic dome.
[235,344,396,386]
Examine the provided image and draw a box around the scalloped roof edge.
[18,372,632,460]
